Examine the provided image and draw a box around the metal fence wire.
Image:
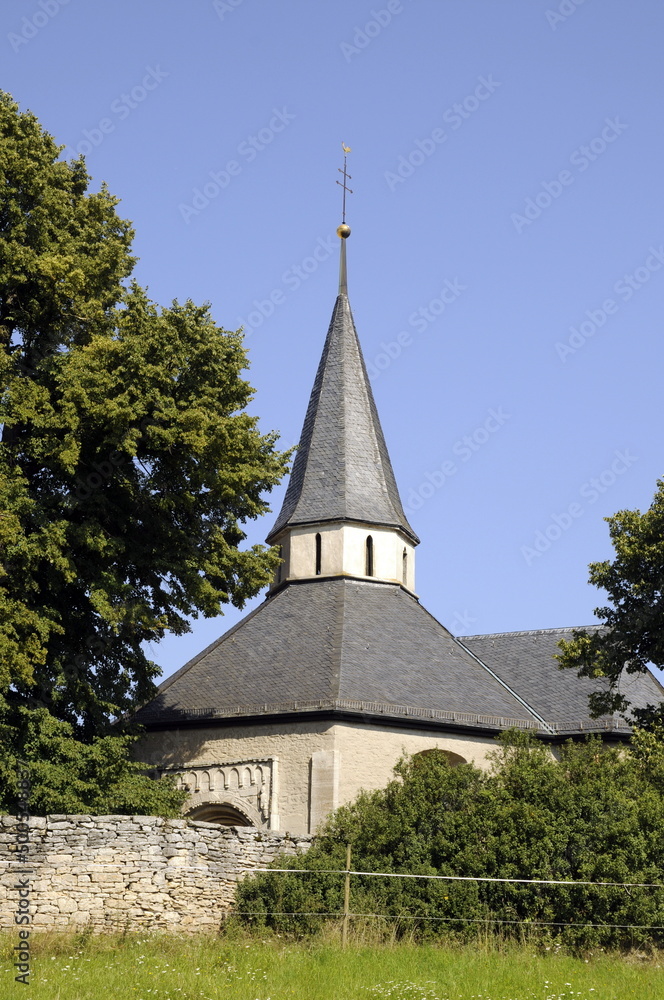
[239,856,664,935]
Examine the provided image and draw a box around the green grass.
[1,929,661,999]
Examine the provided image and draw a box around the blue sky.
[4,0,664,682]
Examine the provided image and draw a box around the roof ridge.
[404,598,551,731]
[453,636,555,733]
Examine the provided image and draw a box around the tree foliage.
[0,91,290,741]
[0,91,290,813]
[236,735,664,950]
[0,707,186,816]
[556,479,664,722]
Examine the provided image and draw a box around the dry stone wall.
[0,815,311,933]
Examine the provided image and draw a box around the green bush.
[235,730,664,949]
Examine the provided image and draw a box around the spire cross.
[336,144,353,224]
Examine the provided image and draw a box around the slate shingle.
[266,293,418,543]
[134,579,541,729]
[134,265,664,741]
[461,627,664,732]
[135,596,664,734]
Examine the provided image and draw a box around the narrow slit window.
[402,548,408,585]
[365,535,374,577]
[315,533,322,575]
[277,545,283,583]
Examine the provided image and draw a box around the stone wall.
[0,815,311,933]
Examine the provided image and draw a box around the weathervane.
[336,142,352,239]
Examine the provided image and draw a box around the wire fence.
[255,868,664,889]
[238,855,664,938]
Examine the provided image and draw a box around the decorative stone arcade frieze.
[155,758,279,830]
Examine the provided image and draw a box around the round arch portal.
[186,802,254,826]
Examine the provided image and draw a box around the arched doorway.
[186,802,254,826]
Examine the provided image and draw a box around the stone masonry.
[0,815,311,933]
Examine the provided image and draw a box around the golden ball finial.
[337,223,351,239]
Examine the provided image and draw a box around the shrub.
[235,731,664,949]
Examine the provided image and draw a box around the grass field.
[1,930,662,999]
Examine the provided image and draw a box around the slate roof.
[461,627,664,734]
[134,579,545,732]
[135,595,664,736]
[266,292,418,544]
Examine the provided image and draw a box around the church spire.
[266,281,418,543]
[266,151,418,590]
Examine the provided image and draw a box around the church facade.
[134,228,663,837]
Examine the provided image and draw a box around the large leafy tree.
[556,480,664,722]
[0,91,289,754]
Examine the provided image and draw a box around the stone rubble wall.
[0,814,311,933]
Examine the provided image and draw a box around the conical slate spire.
[267,276,419,545]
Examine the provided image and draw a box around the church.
[134,216,664,837]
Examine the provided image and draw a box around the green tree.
[0,708,187,816]
[556,479,664,722]
[235,736,664,949]
[0,91,289,804]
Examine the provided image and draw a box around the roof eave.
[266,515,420,547]
[134,704,635,740]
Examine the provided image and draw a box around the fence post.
[342,843,351,949]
